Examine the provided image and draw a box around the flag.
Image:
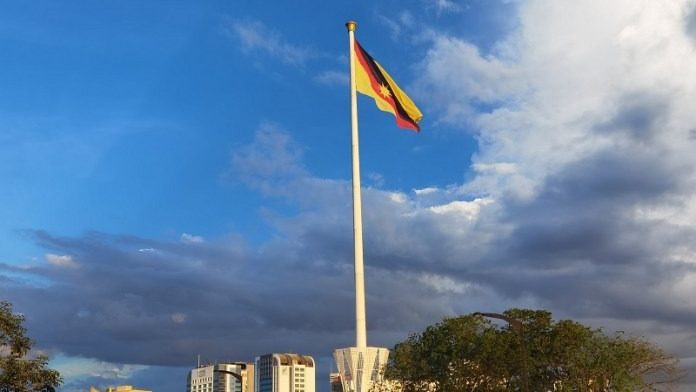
[353,40,423,131]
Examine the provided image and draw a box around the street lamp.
[473,312,530,392]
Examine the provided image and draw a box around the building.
[255,353,315,392]
[102,386,152,392]
[329,373,343,392]
[187,362,255,392]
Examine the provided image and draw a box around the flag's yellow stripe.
[376,63,423,124]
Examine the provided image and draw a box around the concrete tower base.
[333,347,389,392]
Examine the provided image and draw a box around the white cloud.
[377,10,415,40]
[227,122,308,196]
[429,198,494,220]
[418,273,471,294]
[366,172,385,188]
[423,0,464,15]
[472,162,517,175]
[388,192,407,204]
[314,70,348,86]
[51,354,147,380]
[180,233,204,244]
[45,253,78,268]
[417,0,696,203]
[171,312,187,323]
[413,187,438,195]
[414,35,525,124]
[227,19,315,66]
[408,0,696,380]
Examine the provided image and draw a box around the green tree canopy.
[381,309,683,392]
[1,301,62,392]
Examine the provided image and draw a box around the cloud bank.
[4,0,696,390]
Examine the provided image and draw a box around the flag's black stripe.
[355,41,418,128]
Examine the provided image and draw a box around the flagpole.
[334,21,390,392]
[346,20,367,350]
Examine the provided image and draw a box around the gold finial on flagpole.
[346,20,357,32]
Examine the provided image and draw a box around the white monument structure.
[333,21,390,392]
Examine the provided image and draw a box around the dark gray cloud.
[499,147,679,267]
[595,92,670,140]
[686,5,696,42]
[1,221,463,369]
[9,111,695,358]
[5,112,696,389]
[475,114,696,323]
[3,231,349,365]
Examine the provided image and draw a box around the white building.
[255,353,315,392]
[187,362,254,392]
[99,386,151,392]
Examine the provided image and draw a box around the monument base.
[333,346,389,392]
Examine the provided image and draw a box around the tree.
[1,301,62,392]
[380,309,683,392]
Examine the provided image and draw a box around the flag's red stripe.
[396,116,419,131]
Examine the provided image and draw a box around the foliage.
[0,301,62,392]
[380,309,683,392]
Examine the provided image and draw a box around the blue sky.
[1,0,498,256]
[3,0,696,391]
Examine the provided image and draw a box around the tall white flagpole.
[334,21,389,392]
[346,20,367,350]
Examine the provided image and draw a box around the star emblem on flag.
[378,83,391,98]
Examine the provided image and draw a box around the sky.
[2,0,696,390]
